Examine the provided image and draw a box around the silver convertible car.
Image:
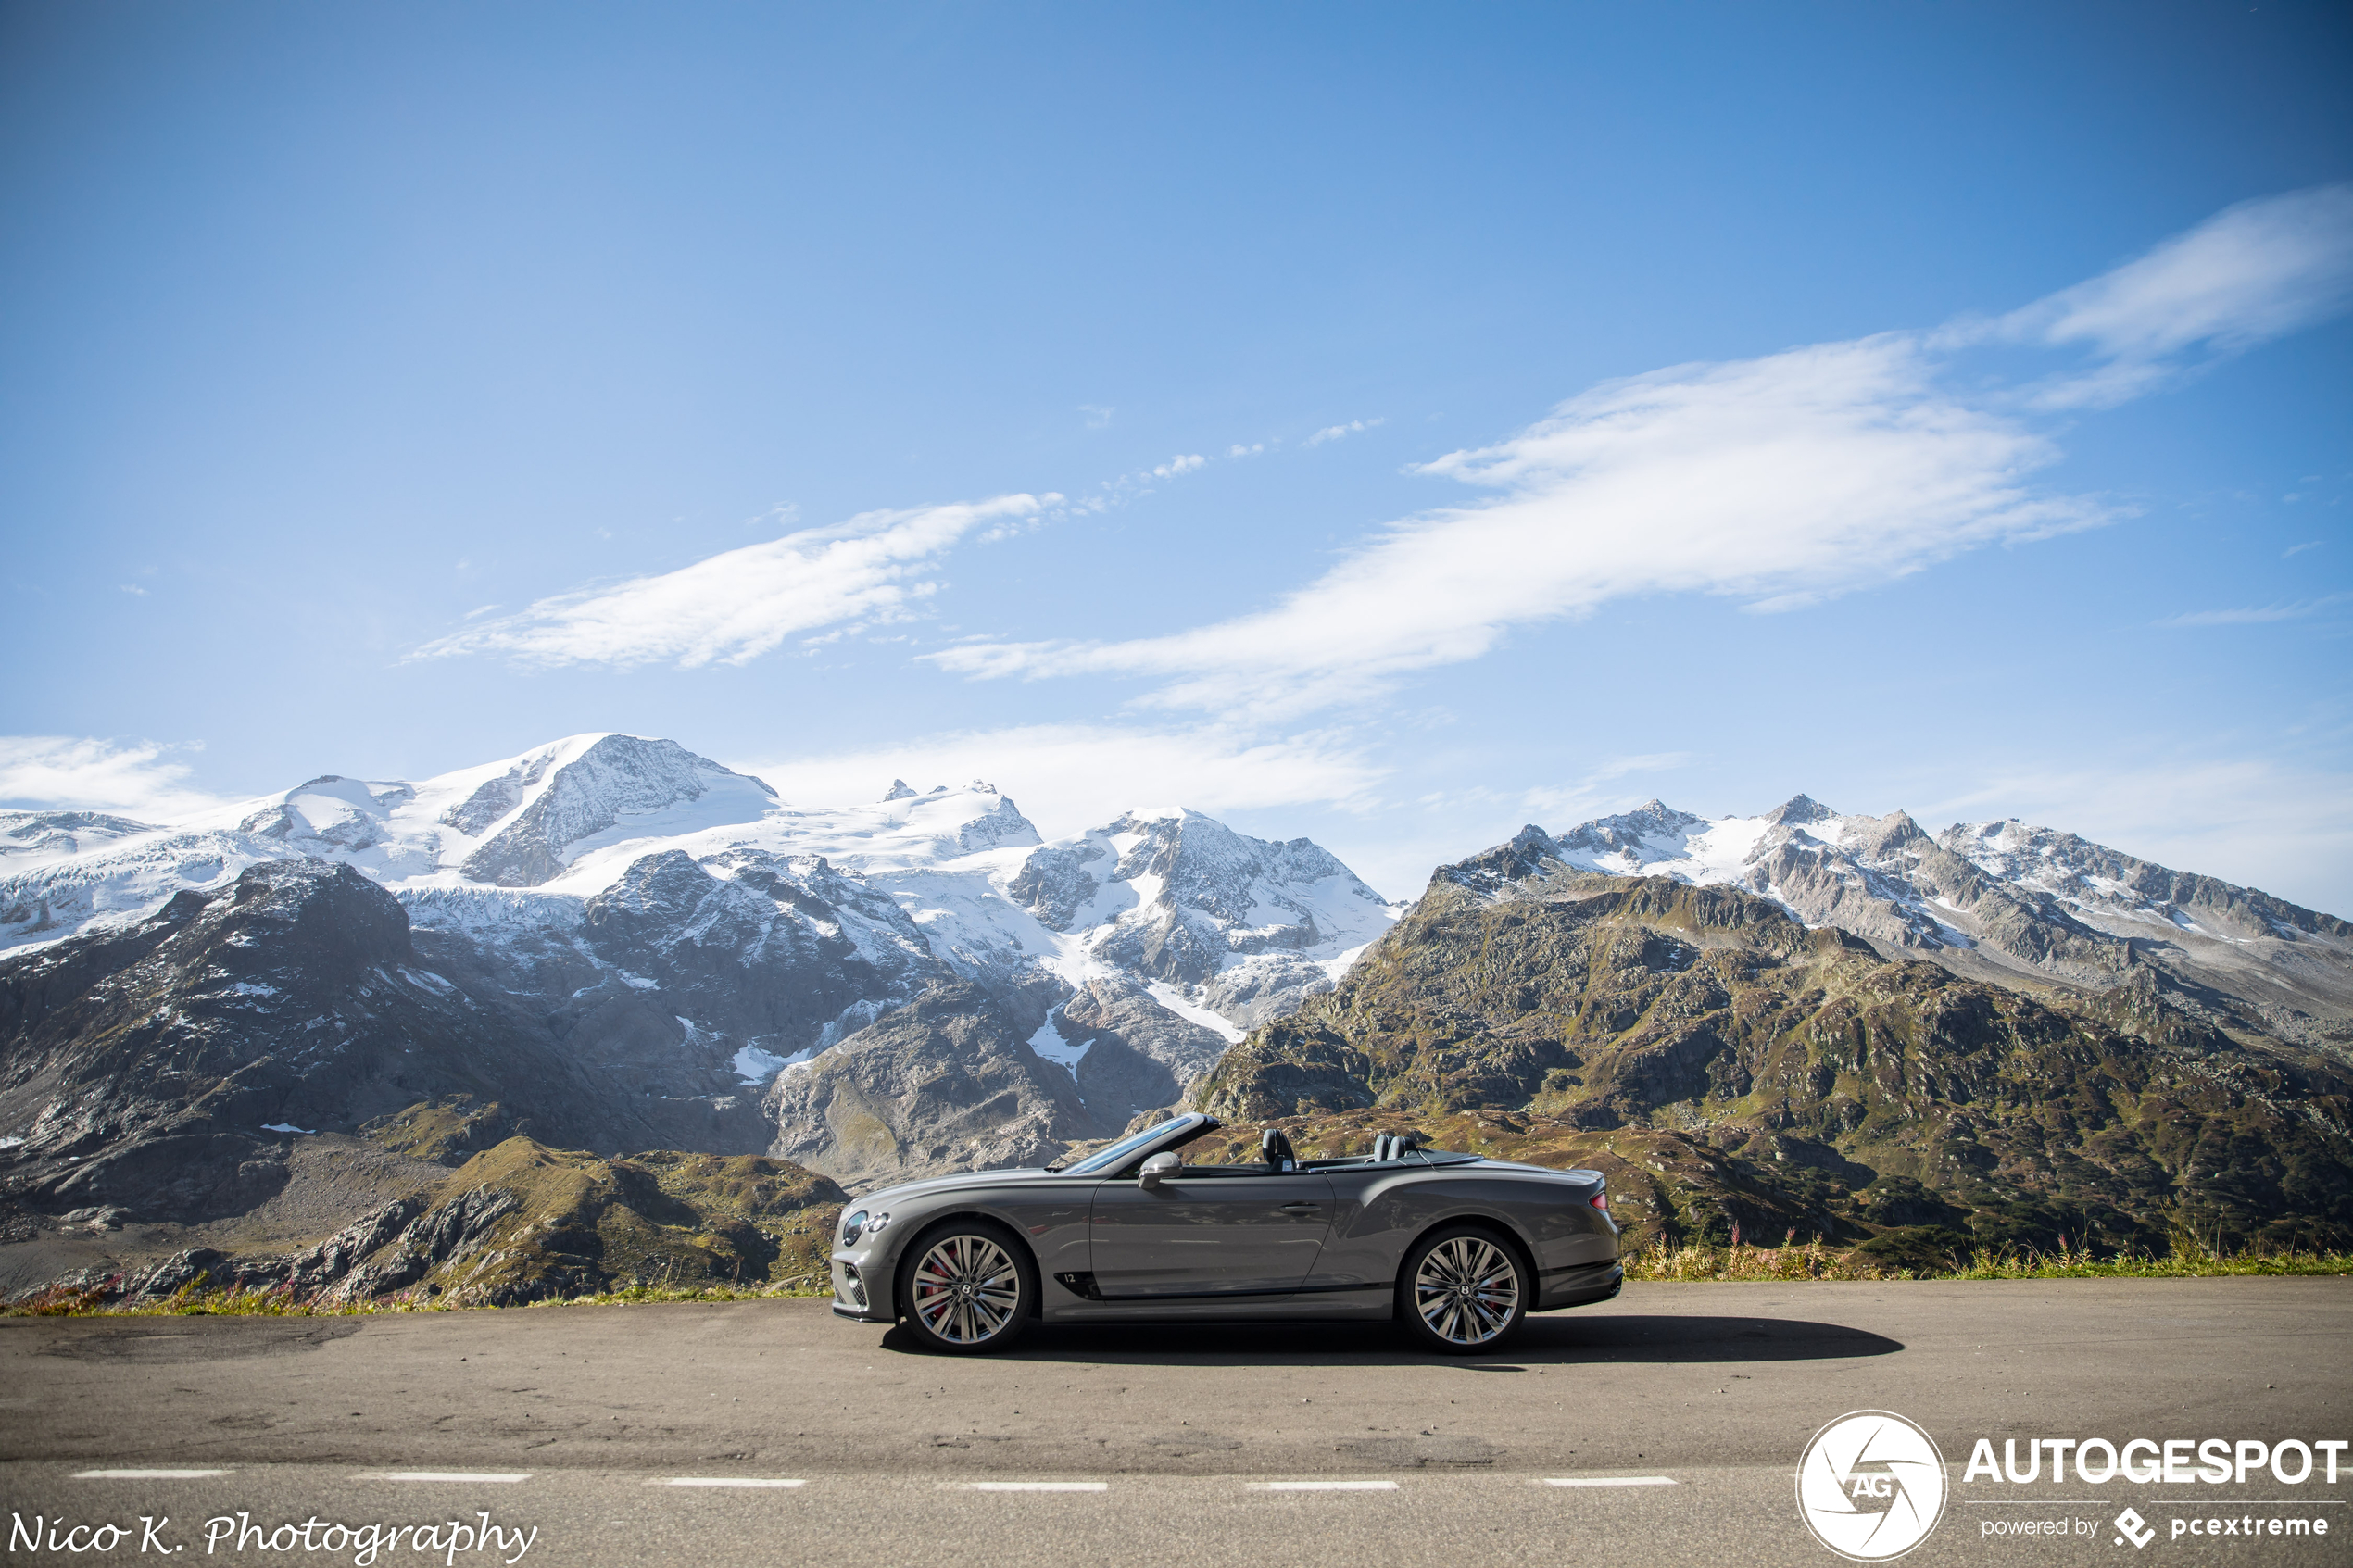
[828,1112,1621,1355]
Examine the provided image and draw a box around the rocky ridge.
[31,1132,846,1310]
[0,734,1399,1204]
[1540,796,2353,1049]
[7,746,2350,1287]
[1189,832,2353,1256]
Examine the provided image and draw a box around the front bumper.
[829,1253,890,1323]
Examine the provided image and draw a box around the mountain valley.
[3,741,2347,1300]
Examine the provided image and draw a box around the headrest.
[1261,1128,1297,1170]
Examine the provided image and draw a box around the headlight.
[841,1210,868,1246]
[865,1211,891,1236]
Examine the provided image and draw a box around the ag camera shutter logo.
[1796,1410,1949,1561]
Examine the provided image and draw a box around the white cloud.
[1983,184,2353,409]
[2006,185,2353,359]
[1079,405,1114,429]
[0,736,231,823]
[412,496,1043,668]
[116,583,147,597]
[2159,593,2350,627]
[2284,540,2325,558]
[929,334,2108,715]
[736,722,1386,840]
[408,190,2353,706]
[928,191,2353,718]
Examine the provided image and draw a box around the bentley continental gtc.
[827,1112,1622,1354]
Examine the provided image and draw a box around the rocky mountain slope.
[1190,828,2353,1256]
[0,734,1399,1209]
[18,1128,847,1310]
[1544,796,2353,1047]
[7,746,2348,1285]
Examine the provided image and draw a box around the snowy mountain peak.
[1522,796,2352,1047]
[1000,806,1401,1033]
[1551,799,1718,872]
[445,734,774,888]
[1763,792,1835,825]
[0,733,1413,1187]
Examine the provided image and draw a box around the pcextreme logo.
[1797,1410,1949,1561]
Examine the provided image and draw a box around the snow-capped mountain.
[0,734,1400,1189]
[0,737,1395,1027]
[1518,795,2353,1047]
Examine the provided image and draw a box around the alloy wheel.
[1412,1236,1521,1346]
[910,1233,1021,1345]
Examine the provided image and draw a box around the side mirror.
[1138,1152,1181,1191]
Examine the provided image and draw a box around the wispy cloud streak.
[930,187,2353,716]
[0,736,230,823]
[2159,592,2350,627]
[1982,185,2353,408]
[412,496,1045,668]
[409,189,2351,697]
[928,334,2105,714]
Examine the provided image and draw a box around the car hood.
[852,1165,1059,1211]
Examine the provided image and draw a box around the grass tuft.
[3,1272,835,1318]
[1624,1236,2353,1282]
[15,1245,2348,1315]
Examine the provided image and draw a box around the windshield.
[1054,1114,1214,1176]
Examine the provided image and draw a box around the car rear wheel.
[1398,1224,1529,1354]
[896,1222,1035,1355]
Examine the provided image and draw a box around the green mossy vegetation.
[6,1276,832,1317]
[1189,870,2353,1260]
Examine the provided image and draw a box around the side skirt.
[1046,1285,1393,1323]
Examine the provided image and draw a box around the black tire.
[895,1220,1036,1355]
[1396,1223,1529,1354]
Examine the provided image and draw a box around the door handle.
[1277,1202,1321,1212]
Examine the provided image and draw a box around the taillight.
[1589,1192,1609,1210]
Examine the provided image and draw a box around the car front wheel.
[1398,1225,1529,1354]
[896,1222,1035,1355]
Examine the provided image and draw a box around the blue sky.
[4,2,2349,910]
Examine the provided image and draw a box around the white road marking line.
[73,1470,232,1479]
[659,1477,808,1488]
[957,1482,1110,1492]
[372,1472,531,1484]
[1540,1476,1678,1487]
[1252,1481,1402,1491]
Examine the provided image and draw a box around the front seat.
[1261,1128,1297,1172]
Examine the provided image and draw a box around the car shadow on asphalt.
[879,1313,1903,1366]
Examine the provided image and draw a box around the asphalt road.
[3,1279,2347,1566]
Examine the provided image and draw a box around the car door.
[1087,1169,1336,1298]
